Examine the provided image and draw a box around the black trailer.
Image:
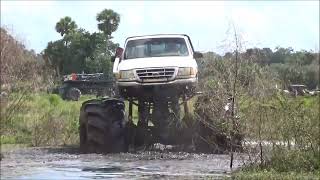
[51,73,115,101]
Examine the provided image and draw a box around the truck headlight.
[119,70,135,80]
[177,67,197,78]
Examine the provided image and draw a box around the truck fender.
[113,57,120,74]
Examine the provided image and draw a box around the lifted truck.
[79,34,203,153]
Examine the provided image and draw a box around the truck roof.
[126,34,190,41]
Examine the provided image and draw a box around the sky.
[1,1,319,54]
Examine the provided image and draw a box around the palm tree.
[96,9,120,54]
[96,9,120,38]
[55,16,77,37]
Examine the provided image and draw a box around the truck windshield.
[124,38,189,59]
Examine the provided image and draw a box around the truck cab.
[112,34,202,99]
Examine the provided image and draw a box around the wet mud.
[1,146,246,179]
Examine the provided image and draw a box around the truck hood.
[117,56,197,70]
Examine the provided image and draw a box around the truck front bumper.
[117,77,197,87]
[117,77,197,99]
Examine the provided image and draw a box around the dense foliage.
[43,9,120,78]
[196,48,319,177]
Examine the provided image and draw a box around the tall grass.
[238,93,319,173]
[1,93,94,146]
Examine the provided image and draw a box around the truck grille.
[136,68,176,82]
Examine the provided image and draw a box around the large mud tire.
[79,98,128,153]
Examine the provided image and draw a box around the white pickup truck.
[79,35,203,152]
[112,34,202,99]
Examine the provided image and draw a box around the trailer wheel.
[67,87,81,101]
[79,99,128,153]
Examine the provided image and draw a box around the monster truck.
[79,34,203,153]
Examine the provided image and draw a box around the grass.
[1,93,196,146]
[1,93,95,146]
[232,94,320,179]
[232,149,320,178]
[232,170,319,180]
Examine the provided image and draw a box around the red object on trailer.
[71,73,77,81]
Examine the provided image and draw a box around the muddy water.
[1,146,245,179]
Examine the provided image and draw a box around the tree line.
[202,47,319,89]
[43,9,120,78]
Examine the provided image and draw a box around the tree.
[44,21,120,77]
[84,36,119,76]
[271,47,293,64]
[96,9,120,38]
[243,47,273,65]
[55,16,77,37]
[43,40,65,77]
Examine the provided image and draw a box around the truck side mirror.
[116,47,124,57]
[193,51,203,58]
